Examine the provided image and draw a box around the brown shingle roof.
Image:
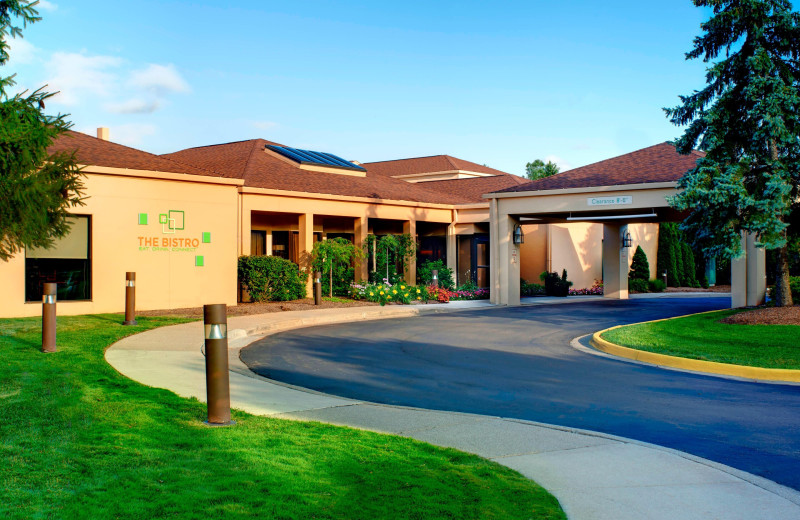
[363,155,510,177]
[48,131,217,176]
[163,140,474,204]
[492,143,705,194]
[416,174,527,203]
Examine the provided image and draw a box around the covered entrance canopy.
[485,143,765,308]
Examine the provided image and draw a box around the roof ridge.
[70,130,222,177]
[444,155,460,170]
[241,139,268,181]
[167,137,284,153]
[361,154,448,165]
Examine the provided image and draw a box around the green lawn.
[0,314,564,519]
[601,310,800,369]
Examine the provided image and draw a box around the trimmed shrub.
[648,279,666,292]
[521,279,546,296]
[628,245,650,281]
[629,278,649,293]
[238,255,307,302]
[790,276,800,301]
[540,269,573,297]
[417,259,455,290]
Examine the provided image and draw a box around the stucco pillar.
[240,208,251,257]
[447,211,457,278]
[354,216,368,282]
[731,234,747,308]
[490,198,500,304]
[403,219,417,285]
[746,233,766,307]
[602,223,629,299]
[298,212,314,297]
[491,209,521,306]
[265,231,273,256]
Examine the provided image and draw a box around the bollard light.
[431,269,439,289]
[314,271,322,306]
[123,272,137,326]
[41,282,57,353]
[662,270,668,286]
[203,304,234,426]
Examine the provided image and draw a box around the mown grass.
[602,310,800,369]
[0,314,564,519]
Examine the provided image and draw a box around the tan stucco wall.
[549,222,603,289]
[546,222,660,289]
[0,171,239,317]
[519,224,547,283]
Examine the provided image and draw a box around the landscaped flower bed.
[569,280,603,296]
[449,288,490,300]
[351,281,427,305]
[350,281,490,304]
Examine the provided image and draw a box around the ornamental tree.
[310,237,363,297]
[0,1,84,261]
[665,0,800,306]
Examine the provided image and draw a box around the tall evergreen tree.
[657,223,682,286]
[665,0,800,306]
[0,1,84,261]
[681,242,698,287]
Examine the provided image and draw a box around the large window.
[25,216,91,301]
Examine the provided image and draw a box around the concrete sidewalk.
[106,301,799,520]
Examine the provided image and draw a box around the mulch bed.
[720,306,800,326]
[138,298,378,318]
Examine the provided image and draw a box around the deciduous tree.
[525,159,560,180]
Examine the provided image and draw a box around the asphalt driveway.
[241,297,800,490]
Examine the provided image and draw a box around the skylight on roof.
[266,145,366,172]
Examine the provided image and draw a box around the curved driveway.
[241,297,800,490]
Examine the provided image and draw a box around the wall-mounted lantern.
[513,225,524,245]
[622,231,632,248]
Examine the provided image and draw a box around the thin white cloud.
[45,51,122,105]
[111,123,157,146]
[36,1,58,12]
[105,97,162,114]
[6,37,36,65]
[252,120,278,130]
[129,64,190,95]
[545,154,572,172]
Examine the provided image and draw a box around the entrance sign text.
[588,196,632,206]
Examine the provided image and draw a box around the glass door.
[472,235,489,288]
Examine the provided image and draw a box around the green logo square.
[138,213,148,225]
[168,210,185,230]
[195,255,204,267]
[202,232,211,244]
[159,214,168,224]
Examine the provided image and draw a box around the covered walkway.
[486,143,765,308]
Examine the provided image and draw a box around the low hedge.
[238,255,308,302]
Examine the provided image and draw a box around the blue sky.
[6,0,711,175]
